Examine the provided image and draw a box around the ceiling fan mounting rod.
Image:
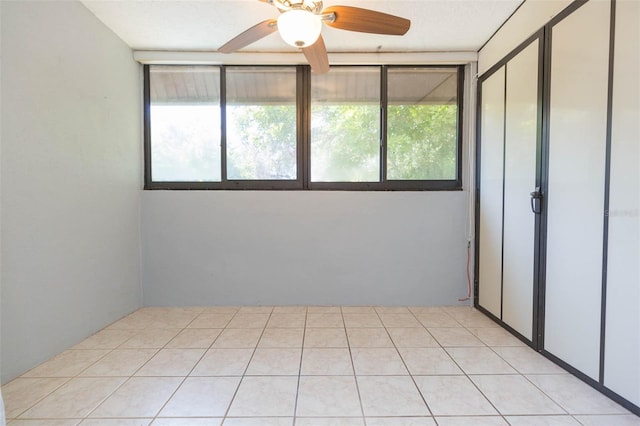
[267,0,323,14]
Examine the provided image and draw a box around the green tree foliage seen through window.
[387,104,458,180]
[227,102,457,181]
[311,104,380,182]
[227,105,297,180]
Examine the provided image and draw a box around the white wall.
[604,0,640,406]
[0,0,4,395]
[141,65,476,309]
[478,0,572,76]
[142,191,469,306]
[1,1,142,383]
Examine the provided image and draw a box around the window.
[387,67,459,182]
[145,65,463,190]
[148,66,221,182]
[226,67,298,180]
[311,67,381,183]
[146,65,302,189]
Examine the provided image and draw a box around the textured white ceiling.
[80,0,524,53]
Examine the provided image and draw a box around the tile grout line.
[82,309,179,422]
[221,306,275,422]
[15,307,165,422]
[341,306,368,425]
[455,309,570,421]
[375,306,436,423]
[484,345,582,423]
[147,307,233,424]
[442,309,510,424]
[4,376,73,422]
[291,307,309,426]
[113,310,199,422]
[403,306,438,422]
[405,307,518,424]
[455,311,572,418]
[518,370,574,417]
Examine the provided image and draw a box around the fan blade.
[323,6,410,35]
[218,19,277,53]
[302,36,330,74]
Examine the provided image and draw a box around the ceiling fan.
[218,0,411,74]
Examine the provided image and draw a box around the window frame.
[144,64,464,191]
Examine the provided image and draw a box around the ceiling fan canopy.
[218,0,411,74]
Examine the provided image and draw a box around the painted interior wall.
[604,0,640,406]
[141,62,476,309]
[478,0,572,75]
[0,0,4,393]
[142,191,469,306]
[0,1,142,383]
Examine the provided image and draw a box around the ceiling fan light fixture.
[277,10,321,48]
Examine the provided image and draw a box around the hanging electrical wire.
[459,63,477,303]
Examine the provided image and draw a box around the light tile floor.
[3,306,639,426]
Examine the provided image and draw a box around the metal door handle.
[530,187,542,214]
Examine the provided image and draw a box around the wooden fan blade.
[218,19,277,53]
[302,36,330,74]
[323,6,410,35]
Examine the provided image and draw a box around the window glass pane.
[387,67,458,180]
[150,66,221,182]
[311,67,380,182]
[226,67,297,180]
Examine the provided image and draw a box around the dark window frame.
[144,64,464,191]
